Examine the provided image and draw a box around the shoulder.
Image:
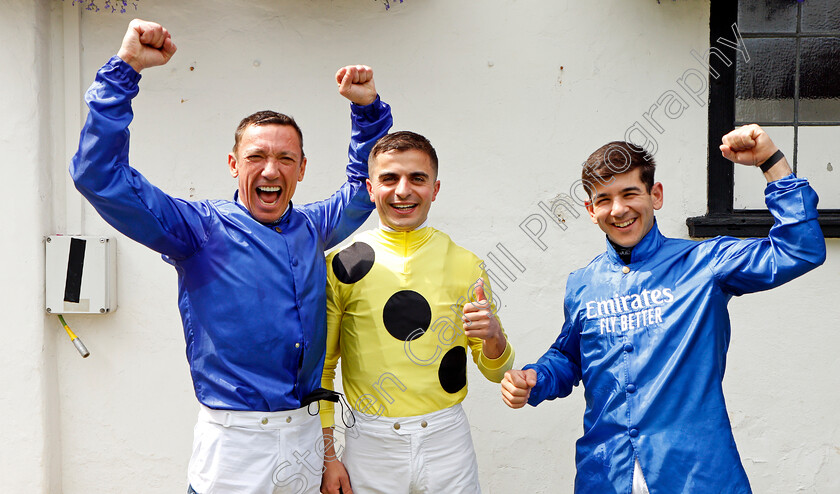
[572,251,608,277]
[431,229,482,263]
[207,198,235,210]
[327,229,378,279]
[663,234,737,260]
[201,199,261,225]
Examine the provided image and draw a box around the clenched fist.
[336,65,377,106]
[117,19,177,73]
[502,369,537,409]
[720,124,791,181]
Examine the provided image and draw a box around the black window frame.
[686,1,840,238]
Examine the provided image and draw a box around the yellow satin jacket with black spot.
[320,227,514,427]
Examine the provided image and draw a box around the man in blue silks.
[503,124,825,493]
[71,19,392,494]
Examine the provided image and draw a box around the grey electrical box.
[45,235,117,314]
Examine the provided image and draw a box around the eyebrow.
[377,171,430,179]
[243,147,299,159]
[594,186,642,200]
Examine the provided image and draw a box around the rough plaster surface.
[2,0,838,492]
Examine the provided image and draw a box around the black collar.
[608,237,633,265]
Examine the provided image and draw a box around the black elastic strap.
[760,149,785,173]
[301,388,356,429]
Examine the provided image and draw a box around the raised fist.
[117,19,177,73]
[335,65,377,106]
[720,124,778,168]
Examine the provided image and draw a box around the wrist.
[351,94,379,109]
[354,96,376,106]
[759,150,793,182]
[758,148,783,173]
[117,51,143,73]
[481,332,506,359]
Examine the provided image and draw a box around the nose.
[262,158,281,180]
[611,197,629,217]
[395,176,411,198]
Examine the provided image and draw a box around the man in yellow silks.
[319,131,514,494]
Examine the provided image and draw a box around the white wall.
[0,0,62,493]
[3,0,838,492]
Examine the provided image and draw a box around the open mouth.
[614,218,636,229]
[256,186,282,205]
[390,203,418,215]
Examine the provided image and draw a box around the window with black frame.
[687,0,840,237]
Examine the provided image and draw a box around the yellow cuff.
[319,399,336,428]
[478,341,515,382]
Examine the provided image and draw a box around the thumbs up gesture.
[501,369,537,409]
[462,278,503,343]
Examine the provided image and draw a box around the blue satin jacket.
[525,175,825,493]
[71,57,392,412]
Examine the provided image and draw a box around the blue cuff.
[350,94,383,120]
[105,55,142,86]
[522,363,545,407]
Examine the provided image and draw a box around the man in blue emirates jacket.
[502,124,826,494]
[70,20,392,494]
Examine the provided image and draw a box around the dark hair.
[581,141,655,198]
[233,111,304,158]
[369,131,438,176]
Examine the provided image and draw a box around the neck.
[379,219,430,232]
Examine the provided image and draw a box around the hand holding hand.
[501,369,537,409]
[117,19,177,73]
[336,65,377,106]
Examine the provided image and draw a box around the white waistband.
[198,404,317,430]
[352,403,465,435]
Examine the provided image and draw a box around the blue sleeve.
[524,281,583,406]
[299,96,393,249]
[709,174,826,296]
[69,57,212,260]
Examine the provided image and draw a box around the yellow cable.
[57,314,90,358]
[58,314,78,340]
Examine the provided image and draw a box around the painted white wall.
[3,0,838,492]
[0,1,62,493]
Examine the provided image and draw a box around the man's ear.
[586,201,598,224]
[366,178,374,202]
[431,180,440,201]
[228,153,239,178]
[651,182,664,210]
[297,157,307,182]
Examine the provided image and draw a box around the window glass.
[801,0,840,33]
[735,38,796,123]
[799,37,840,122]
[797,126,840,209]
[737,0,797,33]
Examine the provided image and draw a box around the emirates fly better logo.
[585,288,675,335]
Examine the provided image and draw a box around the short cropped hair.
[233,111,304,158]
[369,131,439,176]
[581,141,655,198]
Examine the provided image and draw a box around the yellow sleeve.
[465,270,515,383]
[319,268,343,428]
